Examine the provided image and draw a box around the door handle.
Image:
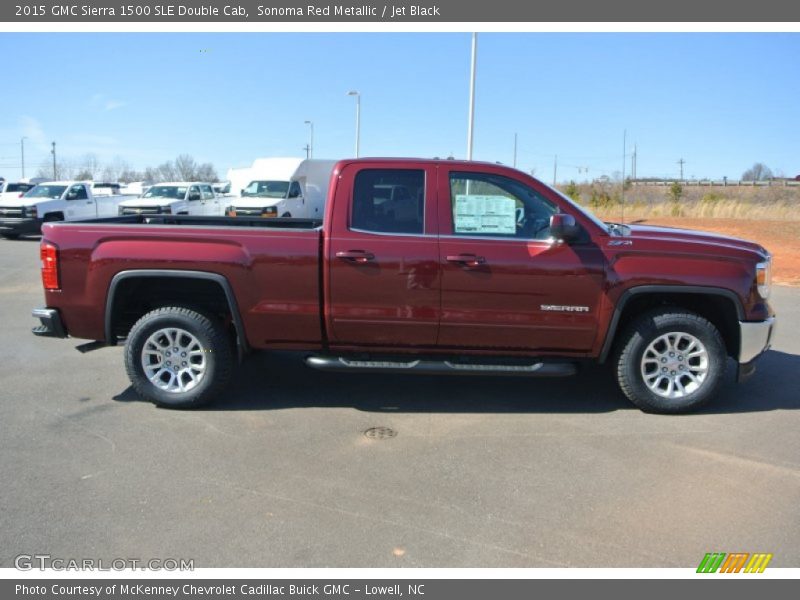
[336,250,375,263]
[446,254,486,267]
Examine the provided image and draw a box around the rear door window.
[351,169,425,235]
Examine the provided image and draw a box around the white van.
[275,159,338,219]
[225,158,304,217]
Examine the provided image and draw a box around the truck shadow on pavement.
[113,349,800,415]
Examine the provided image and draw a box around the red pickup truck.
[32,159,775,413]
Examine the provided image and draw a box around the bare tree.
[78,153,101,180]
[195,162,219,182]
[174,154,198,181]
[741,162,773,181]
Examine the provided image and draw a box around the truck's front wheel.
[615,309,727,413]
[124,306,233,408]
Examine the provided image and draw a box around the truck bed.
[40,216,324,348]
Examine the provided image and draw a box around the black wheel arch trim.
[598,285,745,363]
[104,269,249,353]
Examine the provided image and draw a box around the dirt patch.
[617,217,800,286]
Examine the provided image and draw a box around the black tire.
[281,212,291,218]
[615,309,727,413]
[124,306,233,408]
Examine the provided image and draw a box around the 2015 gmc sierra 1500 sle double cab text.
[31,158,775,413]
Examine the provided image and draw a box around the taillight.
[41,242,60,290]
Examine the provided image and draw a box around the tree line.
[35,153,219,183]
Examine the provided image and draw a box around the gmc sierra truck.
[31,159,775,413]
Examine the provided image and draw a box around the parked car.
[0,181,134,239]
[89,182,122,196]
[212,181,232,196]
[0,180,36,202]
[118,182,222,216]
[32,158,774,413]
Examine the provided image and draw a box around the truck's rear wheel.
[615,309,727,413]
[124,306,233,408]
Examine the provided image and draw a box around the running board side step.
[305,356,577,377]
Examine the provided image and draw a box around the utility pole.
[621,130,626,224]
[631,144,637,181]
[678,157,685,181]
[20,137,27,178]
[304,120,314,159]
[467,32,477,160]
[553,155,558,186]
[303,144,311,159]
[51,141,57,179]
[512,132,517,168]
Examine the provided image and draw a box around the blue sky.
[0,33,797,181]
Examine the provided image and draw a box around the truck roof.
[35,181,88,186]
[332,157,522,170]
[149,182,212,186]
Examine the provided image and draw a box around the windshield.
[242,180,290,198]
[6,183,35,193]
[25,185,68,199]
[543,183,609,234]
[143,186,186,200]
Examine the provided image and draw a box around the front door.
[64,184,95,220]
[437,166,605,352]
[326,162,440,347]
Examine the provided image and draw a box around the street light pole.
[304,120,314,159]
[347,91,360,158]
[467,32,477,161]
[20,137,27,178]
[51,141,57,180]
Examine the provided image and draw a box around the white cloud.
[19,116,46,144]
[89,93,126,111]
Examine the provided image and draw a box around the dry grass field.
[570,183,800,286]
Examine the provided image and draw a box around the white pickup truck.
[0,180,37,202]
[0,181,135,239]
[118,182,222,216]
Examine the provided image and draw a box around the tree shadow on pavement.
[112,349,799,415]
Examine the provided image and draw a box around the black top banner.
[4,0,800,22]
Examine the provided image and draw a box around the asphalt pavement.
[1,236,798,568]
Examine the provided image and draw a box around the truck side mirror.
[549,213,580,241]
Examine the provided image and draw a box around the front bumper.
[31,308,68,338]
[737,316,776,382]
[0,217,42,236]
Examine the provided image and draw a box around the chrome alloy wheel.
[640,332,709,399]
[141,327,207,393]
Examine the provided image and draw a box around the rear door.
[200,184,220,215]
[326,162,440,347]
[437,165,605,352]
